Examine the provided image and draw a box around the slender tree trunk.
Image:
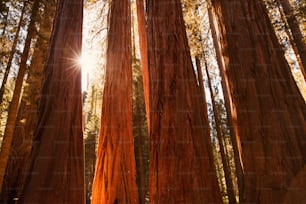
[207,3,245,201]
[18,0,84,203]
[145,0,222,203]
[199,57,236,204]
[0,0,39,193]
[211,0,306,203]
[0,2,26,105]
[278,0,306,79]
[91,0,139,203]
[136,0,150,131]
[0,1,56,202]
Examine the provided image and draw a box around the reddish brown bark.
[145,0,222,203]
[136,0,150,131]
[18,0,84,203]
[91,0,139,203]
[211,0,306,203]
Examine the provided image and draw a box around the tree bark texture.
[0,1,56,202]
[146,0,222,203]
[211,0,306,203]
[18,0,84,203]
[91,0,139,203]
[136,0,150,131]
[0,0,40,193]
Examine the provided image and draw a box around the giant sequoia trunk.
[18,0,84,203]
[211,0,306,203]
[91,0,139,203]
[145,0,222,203]
[0,1,56,202]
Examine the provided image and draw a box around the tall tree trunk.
[145,0,222,203]
[207,3,245,201]
[136,0,150,131]
[0,1,56,202]
[0,0,39,193]
[199,57,236,204]
[211,0,306,203]
[0,1,26,105]
[17,0,84,203]
[278,0,306,80]
[91,0,139,203]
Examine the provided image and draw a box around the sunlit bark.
[91,0,139,203]
[136,0,150,131]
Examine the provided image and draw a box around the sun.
[77,51,98,91]
[77,52,96,73]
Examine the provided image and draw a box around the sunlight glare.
[78,51,98,91]
[78,52,96,73]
